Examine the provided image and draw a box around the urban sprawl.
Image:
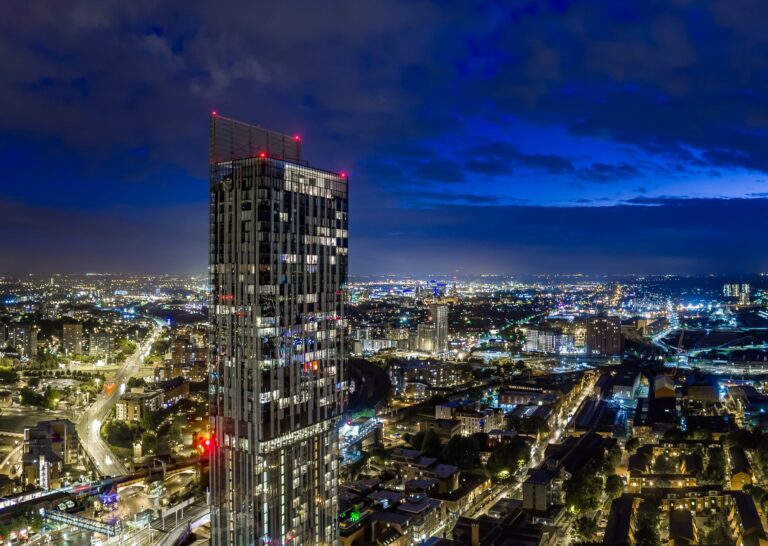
[1,272,768,546]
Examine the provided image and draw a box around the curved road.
[76,323,164,477]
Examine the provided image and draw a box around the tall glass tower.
[209,114,348,545]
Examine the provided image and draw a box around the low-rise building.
[605,488,768,546]
[159,376,189,406]
[455,408,505,436]
[729,445,752,490]
[22,419,80,490]
[419,419,461,441]
[391,447,460,494]
[369,495,444,546]
[452,508,558,546]
[728,385,768,427]
[116,387,163,422]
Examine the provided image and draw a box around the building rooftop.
[120,389,162,401]
[603,495,637,546]
[398,495,441,515]
[429,463,459,479]
[729,446,752,475]
[732,491,766,538]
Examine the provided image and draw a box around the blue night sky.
[1,1,767,275]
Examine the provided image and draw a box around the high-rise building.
[62,323,83,355]
[89,330,114,357]
[11,324,37,360]
[585,316,622,356]
[209,114,348,546]
[724,283,751,305]
[430,304,449,353]
[417,323,436,353]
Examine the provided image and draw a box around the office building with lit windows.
[209,114,348,545]
[585,316,622,356]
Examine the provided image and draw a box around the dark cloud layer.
[0,1,767,274]
[352,196,768,275]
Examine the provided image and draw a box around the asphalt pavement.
[76,324,164,477]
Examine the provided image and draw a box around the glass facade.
[209,115,348,545]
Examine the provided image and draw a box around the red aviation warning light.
[259,151,267,158]
[195,432,214,454]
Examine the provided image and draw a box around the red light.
[340,172,347,177]
[259,151,267,158]
[211,110,217,116]
[204,439,210,447]
[293,135,301,141]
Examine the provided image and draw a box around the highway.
[76,323,164,477]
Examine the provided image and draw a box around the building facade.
[11,324,37,360]
[430,304,448,353]
[89,330,114,357]
[209,114,348,546]
[524,326,575,354]
[22,419,80,490]
[62,323,83,355]
[585,316,622,356]
[115,388,163,422]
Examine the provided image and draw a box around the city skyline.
[2,2,768,276]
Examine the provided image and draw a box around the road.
[459,373,597,522]
[76,323,164,477]
[0,441,22,475]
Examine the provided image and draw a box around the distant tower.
[209,114,348,545]
[430,304,449,353]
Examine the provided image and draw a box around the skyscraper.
[430,304,448,353]
[209,114,348,545]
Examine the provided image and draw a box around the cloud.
[2,1,768,274]
[352,196,768,275]
[412,159,466,184]
[409,192,503,206]
[465,141,574,175]
[577,162,642,183]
